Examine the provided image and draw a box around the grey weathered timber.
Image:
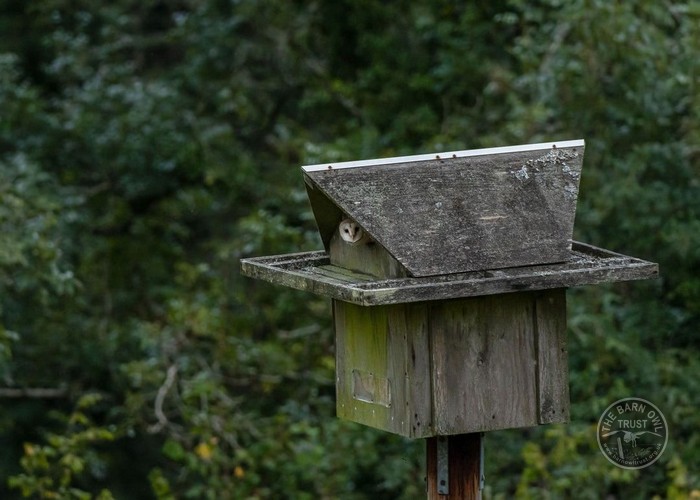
[430,293,539,434]
[239,241,659,306]
[303,140,585,276]
[535,291,570,423]
[332,289,568,437]
[329,229,408,279]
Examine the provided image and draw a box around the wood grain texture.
[329,228,408,279]
[333,290,570,437]
[239,242,659,306]
[535,289,570,424]
[427,434,482,500]
[304,145,584,276]
[387,303,432,437]
[334,300,432,438]
[430,293,538,434]
[334,301,392,432]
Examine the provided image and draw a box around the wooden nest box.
[241,140,658,438]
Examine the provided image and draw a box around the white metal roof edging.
[301,139,585,173]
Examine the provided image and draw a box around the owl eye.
[344,228,350,233]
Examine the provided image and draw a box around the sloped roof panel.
[303,140,585,277]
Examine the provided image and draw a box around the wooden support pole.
[427,433,482,499]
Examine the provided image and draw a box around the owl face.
[339,219,364,244]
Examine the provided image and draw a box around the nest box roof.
[303,140,585,277]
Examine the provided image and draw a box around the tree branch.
[148,364,178,434]
[0,387,68,399]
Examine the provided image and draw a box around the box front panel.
[430,293,540,433]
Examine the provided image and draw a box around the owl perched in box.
[339,218,371,245]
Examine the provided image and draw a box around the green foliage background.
[1,0,698,498]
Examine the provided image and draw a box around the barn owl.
[339,218,370,245]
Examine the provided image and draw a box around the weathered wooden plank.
[430,294,539,433]
[329,229,408,279]
[367,261,657,306]
[535,289,570,424]
[387,303,432,438]
[312,265,375,283]
[240,250,328,269]
[239,242,658,306]
[334,300,433,437]
[304,142,585,276]
[334,301,394,432]
[240,255,367,303]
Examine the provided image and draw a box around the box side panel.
[335,301,390,430]
[430,293,539,433]
[334,301,433,437]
